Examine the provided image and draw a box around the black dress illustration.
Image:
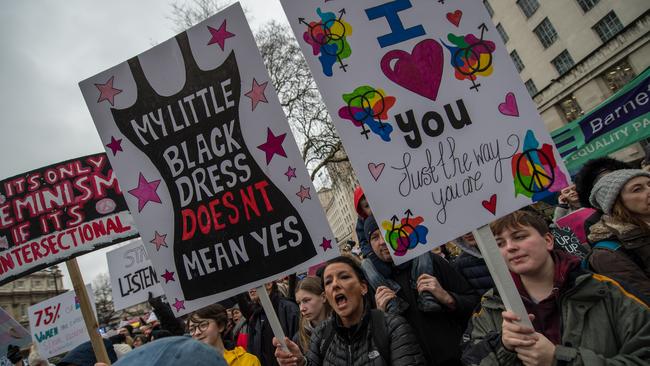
[111,32,315,300]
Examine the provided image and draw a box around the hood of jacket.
[454,237,482,258]
[511,250,581,300]
[353,186,367,218]
[588,215,650,250]
[224,346,258,365]
[57,339,117,366]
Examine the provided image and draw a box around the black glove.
[148,291,163,307]
[7,344,22,363]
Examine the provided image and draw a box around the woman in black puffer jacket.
[452,233,494,296]
[274,256,426,366]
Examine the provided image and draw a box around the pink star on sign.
[296,185,311,202]
[257,128,287,165]
[128,173,162,212]
[95,76,122,106]
[161,269,175,283]
[106,136,123,156]
[150,231,168,251]
[172,298,185,312]
[285,166,297,181]
[207,20,235,50]
[244,78,268,111]
[320,237,332,251]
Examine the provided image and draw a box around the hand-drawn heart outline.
[482,194,497,215]
[498,92,519,117]
[446,10,462,27]
[380,39,444,102]
[368,162,385,181]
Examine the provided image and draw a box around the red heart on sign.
[380,39,444,101]
[482,194,497,215]
[446,10,462,27]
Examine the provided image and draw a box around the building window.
[496,23,509,43]
[510,50,525,72]
[48,279,55,287]
[552,50,575,75]
[577,0,600,12]
[534,18,558,48]
[593,11,624,43]
[525,79,538,96]
[15,280,25,289]
[32,280,42,288]
[517,0,539,18]
[483,0,494,17]
[559,95,584,122]
[603,59,636,92]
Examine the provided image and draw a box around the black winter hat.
[363,215,379,239]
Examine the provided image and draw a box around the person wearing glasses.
[188,304,261,366]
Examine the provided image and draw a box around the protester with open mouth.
[188,304,261,366]
[273,255,425,366]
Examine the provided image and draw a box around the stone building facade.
[486,0,649,161]
[317,150,360,248]
[0,267,64,327]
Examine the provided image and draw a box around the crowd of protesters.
[5,155,650,365]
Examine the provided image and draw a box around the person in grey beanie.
[587,169,650,298]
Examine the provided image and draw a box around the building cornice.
[534,12,650,112]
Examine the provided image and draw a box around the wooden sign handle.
[65,258,111,365]
[257,285,288,351]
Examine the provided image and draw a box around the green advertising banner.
[551,67,650,174]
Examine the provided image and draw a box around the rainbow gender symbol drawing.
[512,130,569,202]
[442,25,495,92]
[338,85,396,142]
[300,8,352,77]
[381,210,429,256]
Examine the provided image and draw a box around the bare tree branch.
[169,2,346,181]
[93,273,116,326]
[168,0,234,32]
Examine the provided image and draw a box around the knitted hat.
[589,169,650,214]
[114,336,227,366]
[363,215,379,239]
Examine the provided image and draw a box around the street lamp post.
[47,266,60,294]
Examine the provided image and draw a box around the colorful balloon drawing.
[301,8,352,77]
[338,85,396,141]
[381,211,429,256]
[442,27,495,91]
[511,130,569,202]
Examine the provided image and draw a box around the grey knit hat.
[589,169,650,214]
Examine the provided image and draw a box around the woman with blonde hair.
[293,277,332,351]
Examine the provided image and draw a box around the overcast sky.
[0,0,288,290]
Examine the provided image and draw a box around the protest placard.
[0,307,30,358]
[552,227,590,259]
[0,153,138,285]
[107,239,163,311]
[555,207,597,244]
[79,3,336,315]
[281,0,570,264]
[28,284,96,359]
